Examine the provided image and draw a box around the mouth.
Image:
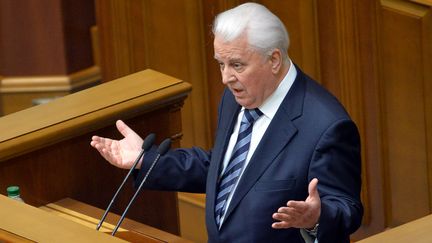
[231,87,243,95]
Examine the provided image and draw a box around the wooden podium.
[0,195,190,242]
[40,197,191,242]
[0,69,192,236]
[357,214,432,243]
[0,195,126,242]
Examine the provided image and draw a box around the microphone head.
[142,133,156,151]
[157,138,171,155]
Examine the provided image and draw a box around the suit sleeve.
[135,146,212,193]
[310,119,363,243]
[133,88,232,193]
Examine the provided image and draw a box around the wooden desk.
[0,195,126,243]
[40,198,191,243]
[358,214,432,242]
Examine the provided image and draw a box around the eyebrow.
[229,58,243,63]
[213,56,243,63]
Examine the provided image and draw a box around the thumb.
[308,178,319,199]
[116,120,134,138]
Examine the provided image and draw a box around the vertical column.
[0,0,99,115]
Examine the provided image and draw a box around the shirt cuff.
[300,229,315,243]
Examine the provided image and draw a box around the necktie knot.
[242,108,263,125]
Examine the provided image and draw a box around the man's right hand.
[90,120,144,169]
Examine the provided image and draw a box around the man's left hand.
[272,178,321,229]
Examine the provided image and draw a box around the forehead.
[213,35,254,60]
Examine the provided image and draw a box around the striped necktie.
[215,108,263,227]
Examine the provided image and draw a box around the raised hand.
[272,178,321,229]
[90,120,144,169]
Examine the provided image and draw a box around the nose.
[221,67,235,85]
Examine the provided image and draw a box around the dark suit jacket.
[138,65,363,243]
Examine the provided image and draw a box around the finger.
[277,206,293,214]
[277,207,302,219]
[96,136,113,149]
[274,209,303,228]
[90,136,102,147]
[286,200,308,212]
[91,135,108,146]
[272,212,293,223]
[272,221,291,229]
[93,143,108,156]
[277,206,300,216]
[90,136,123,167]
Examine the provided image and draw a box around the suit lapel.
[223,69,306,223]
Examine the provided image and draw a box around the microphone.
[96,133,156,231]
[111,138,172,236]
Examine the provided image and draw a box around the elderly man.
[91,2,363,243]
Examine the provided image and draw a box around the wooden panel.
[379,0,432,226]
[177,193,207,243]
[0,0,66,75]
[0,70,192,235]
[262,0,320,80]
[1,92,68,115]
[424,5,432,219]
[0,0,97,116]
[315,2,373,239]
[0,66,101,115]
[349,0,387,238]
[61,0,96,73]
[0,0,95,76]
[95,0,211,149]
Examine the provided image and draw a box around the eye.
[218,62,225,70]
[232,63,243,71]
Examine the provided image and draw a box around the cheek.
[243,77,262,97]
[238,74,257,91]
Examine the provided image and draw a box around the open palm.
[90,120,144,169]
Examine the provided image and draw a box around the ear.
[269,49,283,74]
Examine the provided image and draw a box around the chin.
[235,98,255,109]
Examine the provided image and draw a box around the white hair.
[212,2,290,61]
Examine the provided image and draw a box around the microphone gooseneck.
[111,138,171,236]
[96,133,155,231]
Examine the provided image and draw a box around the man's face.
[214,35,279,109]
